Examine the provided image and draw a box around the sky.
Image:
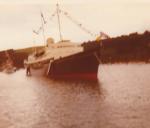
[0,0,150,50]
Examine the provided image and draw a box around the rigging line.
[93,48,120,83]
[97,42,121,82]
[56,3,63,41]
[33,11,56,35]
[49,11,57,21]
[93,52,113,77]
[99,63,121,83]
[100,64,121,83]
[59,9,97,37]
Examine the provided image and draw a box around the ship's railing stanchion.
[47,58,54,76]
[47,60,51,76]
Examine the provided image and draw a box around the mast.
[41,12,46,45]
[56,3,63,41]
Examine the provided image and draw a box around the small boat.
[3,50,17,74]
[4,66,16,74]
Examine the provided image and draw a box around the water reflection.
[32,77,103,128]
[0,70,103,128]
[0,64,150,128]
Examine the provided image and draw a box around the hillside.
[83,31,150,63]
[0,46,44,71]
[0,31,150,72]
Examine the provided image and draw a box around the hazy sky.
[0,0,150,50]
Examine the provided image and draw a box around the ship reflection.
[0,70,104,127]
[32,76,103,128]
[1,63,150,128]
[40,76,102,95]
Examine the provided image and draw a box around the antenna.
[56,3,63,41]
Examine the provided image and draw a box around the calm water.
[0,63,150,128]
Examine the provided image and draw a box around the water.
[0,63,150,128]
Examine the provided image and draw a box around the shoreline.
[0,31,150,72]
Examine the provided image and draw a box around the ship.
[24,4,109,80]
